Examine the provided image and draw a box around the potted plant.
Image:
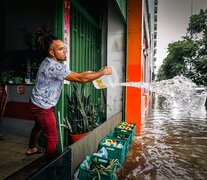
[63,83,99,142]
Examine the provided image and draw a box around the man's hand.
[99,66,112,75]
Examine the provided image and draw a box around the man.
[25,35,112,161]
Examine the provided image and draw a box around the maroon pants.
[29,100,58,159]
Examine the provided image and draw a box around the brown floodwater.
[118,95,207,180]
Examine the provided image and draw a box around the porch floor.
[0,134,45,180]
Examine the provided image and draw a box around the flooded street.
[118,95,207,180]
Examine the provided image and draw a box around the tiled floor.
[0,134,43,180]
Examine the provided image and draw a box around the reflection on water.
[118,95,207,180]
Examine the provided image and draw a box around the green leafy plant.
[64,83,98,134]
[94,98,106,124]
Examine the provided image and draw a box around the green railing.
[55,0,102,153]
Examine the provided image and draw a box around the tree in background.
[157,9,207,86]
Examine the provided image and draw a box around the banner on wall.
[64,0,70,69]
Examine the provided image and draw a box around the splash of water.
[113,75,206,113]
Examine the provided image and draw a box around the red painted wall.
[4,101,33,120]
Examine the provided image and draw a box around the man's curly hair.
[34,25,60,57]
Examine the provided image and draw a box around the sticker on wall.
[17,85,25,94]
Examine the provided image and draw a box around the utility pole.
[191,0,193,16]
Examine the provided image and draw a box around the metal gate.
[70,0,102,103]
[56,0,102,152]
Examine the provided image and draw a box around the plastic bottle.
[93,153,102,157]
[97,147,108,158]
[93,66,119,89]
[117,142,123,149]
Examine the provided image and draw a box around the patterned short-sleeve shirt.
[31,57,71,109]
